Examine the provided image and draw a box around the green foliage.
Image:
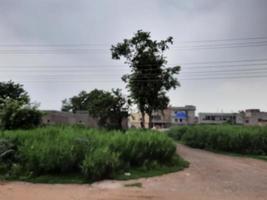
[0,139,16,162]
[62,89,129,129]
[0,126,186,182]
[0,101,42,130]
[111,30,181,128]
[169,125,267,155]
[0,81,30,108]
[81,148,121,180]
[109,129,176,166]
[167,126,190,141]
[0,81,42,130]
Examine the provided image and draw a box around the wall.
[42,111,128,129]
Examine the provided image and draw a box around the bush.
[0,139,16,163]
[109,130,176,166]
[81,148,121,180]
[167,126,190,141]
[0,103,42,130]
[0,126,185,181]
[169,125,267,155]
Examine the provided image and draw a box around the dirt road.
[1,144,267,200]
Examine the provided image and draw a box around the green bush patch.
[0,126,188,183]
[168,125,267,158]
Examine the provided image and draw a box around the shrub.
[0,103,42,130]
[0,139,16,163]
[81,148,121,180]
[0,126,184,181]
[18,129,92,174]
[170,125,267,155]
[167,126,190,141]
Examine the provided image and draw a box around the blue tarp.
[175,112,187,119]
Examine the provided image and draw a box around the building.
[129,105,197,129]
[42,110,128,129]
[198,113,237,124]
[170,105,196,125]
[237,109,267,126]
[129,112,149,128]
[198,109,267,126]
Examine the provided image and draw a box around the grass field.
[0,126,188,183]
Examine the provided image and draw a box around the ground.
[1,144,267,200]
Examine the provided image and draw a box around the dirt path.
[1,144,267,200]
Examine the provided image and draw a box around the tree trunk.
[148,113,153,129]
[140,112,145,128]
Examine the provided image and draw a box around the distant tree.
[0,99,42,130]
[0,81,30,109]
[111,30,180,128]
[0,81,42,130]
[62,89,129,129]
[62,91,91,113]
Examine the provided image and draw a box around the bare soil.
[1,144,267,200]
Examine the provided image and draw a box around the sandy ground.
[1,144,267,200]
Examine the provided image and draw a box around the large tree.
[111,30,180,128]
[62,89,129,129]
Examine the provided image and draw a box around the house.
[129,105,197,129]
[198,113,237,124]
[237,109,267,126]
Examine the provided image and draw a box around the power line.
[4,74,267,83]
[0,58,267,68]
[2,66,267,75]
[177,36,267,43]
[0,36,267,47]
[1,62,267,72]
[0,41,266,54]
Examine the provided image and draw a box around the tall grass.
[0,126,186,181]
[167,125,267,155]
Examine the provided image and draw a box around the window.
[153,115,161,120]
[179,119,183,122]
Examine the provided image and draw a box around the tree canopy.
[0,81,42,130]
[0,81,30,109]
[111,30,180,128]
[62,89,129,129]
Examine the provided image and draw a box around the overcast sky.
[0,0,267,113]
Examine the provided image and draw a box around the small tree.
[0,99,42,130]
[0,81,42,130]
[111,30,180,128]
[0,81,30,109]
[62,89,129,129]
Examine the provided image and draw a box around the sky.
[0,0,267,113]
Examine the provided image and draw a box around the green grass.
[114,156,189,180]
[168,125,267,160]
[0,125,188,183]
[1,174,88,184]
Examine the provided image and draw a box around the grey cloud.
[0,0,266,111]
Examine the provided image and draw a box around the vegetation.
[0,81,30,108]
[0,126,188,182]
[111,30,181,128]
[167,125,267,156]
[0,81,42,130]
[62,89,130,129]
